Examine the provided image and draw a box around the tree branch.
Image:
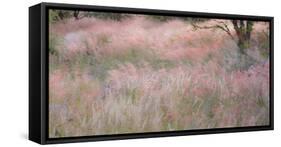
[191,20,235,41]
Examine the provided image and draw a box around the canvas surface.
[48,9,270,138]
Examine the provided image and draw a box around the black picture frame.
[29,2,274,144]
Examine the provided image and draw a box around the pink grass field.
[48,12,270,138]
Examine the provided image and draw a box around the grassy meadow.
[48,10,270,138]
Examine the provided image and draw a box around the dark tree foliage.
[147,15,209,22]
[49,10,72,23]
[73,11,80,20]
[84,12,131,21]
[147,15,174,22]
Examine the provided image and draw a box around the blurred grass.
[48,18,270,138]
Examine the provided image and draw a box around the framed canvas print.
[29,2,274,144]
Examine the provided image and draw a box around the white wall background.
[0,0,279,146]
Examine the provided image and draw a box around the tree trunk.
[232,20,253,54]
[58,11,64,20]
[73,11,80,20]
